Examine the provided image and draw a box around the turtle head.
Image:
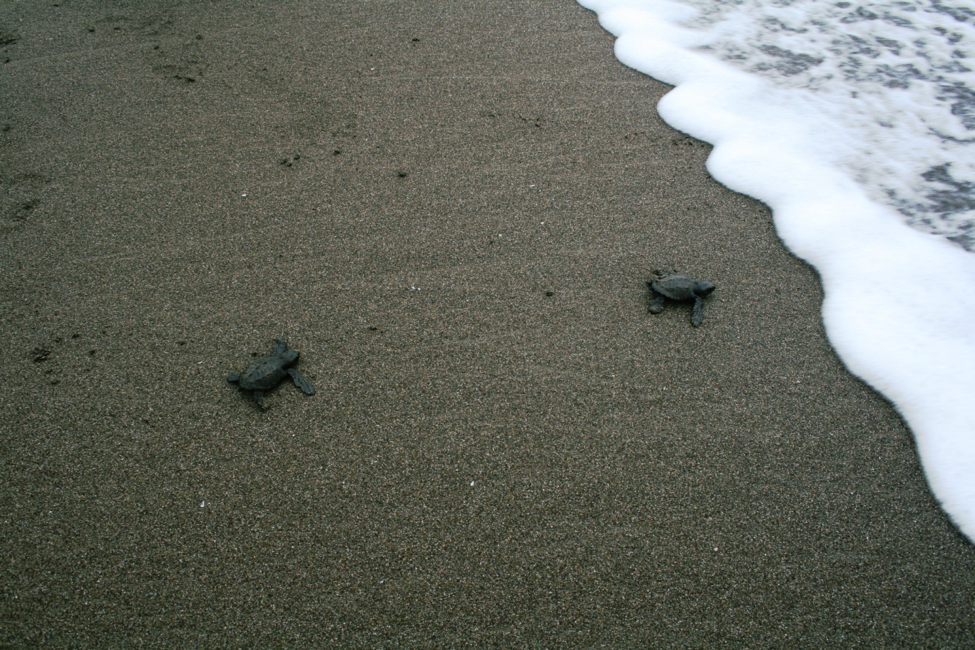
[693,281,716,297]
[280,349,299,366]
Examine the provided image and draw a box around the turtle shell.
[651,274,699,301]
[238,350,298,391]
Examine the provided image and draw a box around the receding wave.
[578,0,975,542]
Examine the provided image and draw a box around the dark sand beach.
[2,0,974,646]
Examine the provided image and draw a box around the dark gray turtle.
[227,336,315,407]
[647,270,715,327]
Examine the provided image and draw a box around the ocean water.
[576,0,975,543]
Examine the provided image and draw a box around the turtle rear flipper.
[288,368,316,395]
[647,282,666,314]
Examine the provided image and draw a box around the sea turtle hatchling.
[227,336,315,407]
[647,270,716,327]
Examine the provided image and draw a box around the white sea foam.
[577,0,975,542]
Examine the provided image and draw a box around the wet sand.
[1,0,973,646]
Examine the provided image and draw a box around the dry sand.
[1,0,974,646]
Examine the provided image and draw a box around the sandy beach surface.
[2,0,974,646]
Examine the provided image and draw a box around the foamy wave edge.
[578,0,975,543]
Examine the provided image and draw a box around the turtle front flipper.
[288,368,316,395]
[691,296,706,327]
[647,283,666,314]
[272,336,289,356]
